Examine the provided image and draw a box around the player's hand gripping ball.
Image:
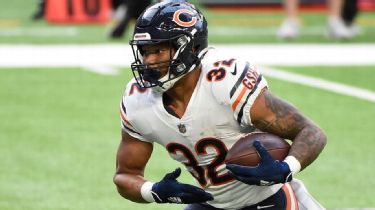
[225,132,292,186]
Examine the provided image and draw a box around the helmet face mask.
[130,33,191,89]
[129,0,208,93]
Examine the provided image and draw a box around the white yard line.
[82,65,119,75]
[0,44,130,67]
[1,44,375,67]
[0,44,374,102]
[212,44,375,66]
[261,66,375,103]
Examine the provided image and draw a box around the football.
[225,132,290,166]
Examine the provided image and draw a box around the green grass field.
[1,66,374,209]
[1,0,375,209]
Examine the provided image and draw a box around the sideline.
[0,44,374,102]
[1,44,375,67]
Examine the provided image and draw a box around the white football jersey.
[119,49,282,209]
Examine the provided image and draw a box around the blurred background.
[0,0,374,210]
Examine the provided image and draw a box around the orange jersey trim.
[231,86,247,111]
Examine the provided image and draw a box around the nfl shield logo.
[178,124,186,133]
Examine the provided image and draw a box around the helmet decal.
[172,9,197,27]
[133,33,151,40]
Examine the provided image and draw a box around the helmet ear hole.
[177,36,189,46]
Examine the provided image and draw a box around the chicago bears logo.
[172,9,197,27]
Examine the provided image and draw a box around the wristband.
[284,156,301,176]
[140,181,155,203]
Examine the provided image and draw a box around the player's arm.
[114,130,214,204]
[226,88,327,186]
[113,130,153,203]
[250,89,327,170]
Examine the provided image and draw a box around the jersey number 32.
[167,138,235,187]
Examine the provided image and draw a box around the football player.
[114,0,327,209]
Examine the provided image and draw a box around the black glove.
[151,168,214,204]
[226,141,292,186]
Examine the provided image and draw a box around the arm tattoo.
[255,91,306,138]
[254,91,327,169]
